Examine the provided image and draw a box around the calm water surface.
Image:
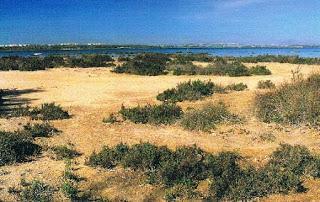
[1,47,320,57]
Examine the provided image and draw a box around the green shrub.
[171,53,215,63]
[169,61,252,77]
[180,102,240,131]
[257,80,276,89]
[0,55,115,71]
[158,146,208,186]
[87,146,119,169]
[63,159,82,182]
[249,65,272,75]
[157,80,221,102]
[8,105,31,117]
[225,83,248,91]
[117,55,131,62]
[88,143,319,201]
[22,123,59,138]
[255,74,320,125]
[52,145,80,160]
[30,103,70,120]
[122,143,169,170]
[225,62,251,77]
[0,131,41,166]
[166,62,200,75]
[119,103,182,125]
[68,54,114,67]
[61,181,79,199]
[267,144,313,176]
[204,61,251,77]
[113,53,170,76]
[20,180,54,202]
[238,55,320,65]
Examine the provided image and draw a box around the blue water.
[1,47,320,58]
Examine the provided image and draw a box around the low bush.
[257,80,276,89]
[238,55,320,65]
[119,103,182,125]
[52,145,80,160]
[180,102,240,131]
[113,53,170,76]
[168,61,252,77]
[60,160,81,200]
[0,131,41,166]
[157,80,221,102]
[20,180,54,202]
[88,143,318,201]
[63,159,82,182]
[30,103,70,120]
[117,55,131,62]
[22,123,59,138]
[164,184,198,201]
[0,54,115,71]
[68,54,114,67]
[169,63,200,76]
[225,83,248,91]
[255,74,320,125]
[171,53,215,63]
[61,181,79,199]
[206,61,251,77]
[249,65,272,75]
[88,143,129,169]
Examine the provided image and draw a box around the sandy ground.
[0,62,320,201]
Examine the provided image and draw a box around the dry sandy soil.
[0,62,320,201]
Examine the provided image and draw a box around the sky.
[0,0,320,45]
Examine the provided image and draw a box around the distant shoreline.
[1,46,320,58]
[1,44,320,52]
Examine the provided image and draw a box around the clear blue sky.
[1,0,320,45]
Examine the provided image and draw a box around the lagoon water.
[1,47,320,57]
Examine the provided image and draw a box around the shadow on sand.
[0,88,43,116]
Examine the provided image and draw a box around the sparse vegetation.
[119,103,183,125]
[52,145,80,160]
[61,160,81,200]
[61,181,79,199]
[88,143,320,201]
[20,180,54,202]
[180,102,240,131]
[225,83,248,91]
[256,74,320,125]
[257,80,276,89]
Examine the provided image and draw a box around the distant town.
[1,43,320,51]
